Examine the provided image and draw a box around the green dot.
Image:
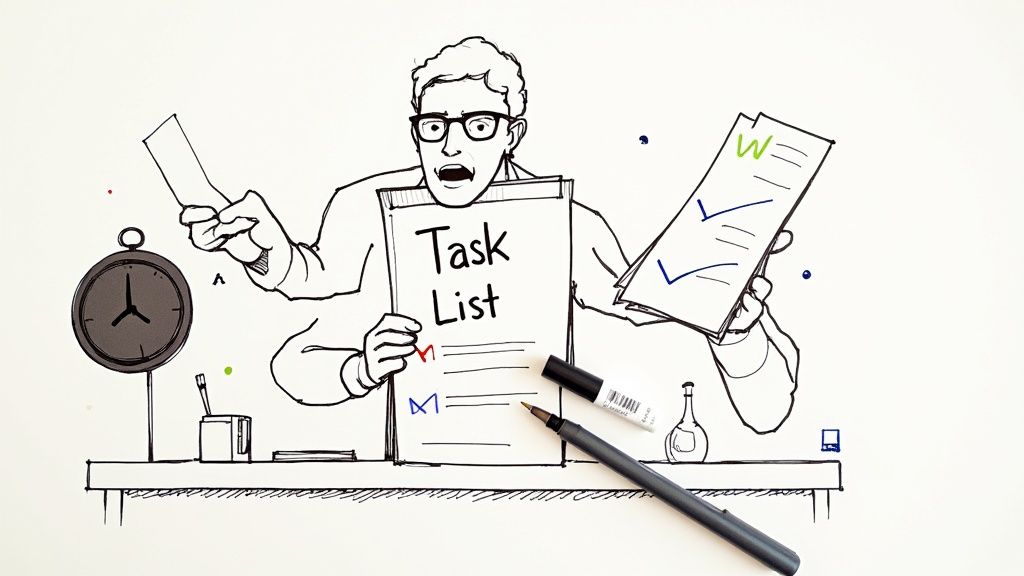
[224,366,233,376]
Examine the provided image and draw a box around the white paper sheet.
[379,177,573,464]
[143,114,230,210]
[617,113,833,336]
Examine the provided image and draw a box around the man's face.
[413,79,523,207]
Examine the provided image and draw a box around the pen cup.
[199,415,252,462]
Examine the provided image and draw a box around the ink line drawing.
[821,429,841,453]
[73,35,841,524]
[85,459,842,525]
[615,112,834,339]
[71,227,193,462]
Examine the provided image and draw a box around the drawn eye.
[419,119,444,136]
[417,119,448,141]
[466,117,495,136]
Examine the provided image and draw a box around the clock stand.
[71,227,193,462]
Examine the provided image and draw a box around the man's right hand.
[179,190,289,264]
[362,314,422,385]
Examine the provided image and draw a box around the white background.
[1,1,1022,574]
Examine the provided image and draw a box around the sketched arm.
[570,201,668,326]
[270,319,373,406]
[271,319,361,406]
[708,239,800,433]
[238,186,374,300]
[572,200,800,432]
[709,305,799,434]
[245,240,372,301]
[181,182,377,300]
[271,314,422,406]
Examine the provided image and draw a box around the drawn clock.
[71,227,193,461]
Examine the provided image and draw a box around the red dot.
[107,189,112,195]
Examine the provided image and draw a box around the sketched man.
[180,36,800,434]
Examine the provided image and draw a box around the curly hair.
[411,36,527,118]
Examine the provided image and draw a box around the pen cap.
[542,355,602,402]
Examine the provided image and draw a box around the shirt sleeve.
[571,200,800,433]
[269,314,381,406]
[709,305,800,433]
[245,184,378,300]
[570,201,667,326]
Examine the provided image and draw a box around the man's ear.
[507,118,527,153]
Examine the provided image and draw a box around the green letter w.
[736,133,773,159]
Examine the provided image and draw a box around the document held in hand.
[617,113,833,337]
[379,177,572,465]
[143,114,230,210]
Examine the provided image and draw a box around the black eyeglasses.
[409,111,515,142]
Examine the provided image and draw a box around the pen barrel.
[198,387,212,416]
[559,421,800,575]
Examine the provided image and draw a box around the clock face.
[72,250,192,373]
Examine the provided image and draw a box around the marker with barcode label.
[541,355,657,431]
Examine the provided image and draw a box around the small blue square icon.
[821,429,840,453]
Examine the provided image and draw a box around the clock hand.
[111,307,131,327]
[125,273,134,308]
[131,307,152,324]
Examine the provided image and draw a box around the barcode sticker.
[606,389,640,414]
[594,385,657,431]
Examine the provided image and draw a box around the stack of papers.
[616,113,833,337]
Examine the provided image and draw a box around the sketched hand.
[179,190,288,264]
[362,314,422,384]
[180,205,226,251]
[725,230,793,334]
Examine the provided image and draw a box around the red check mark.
[415,344,435,363]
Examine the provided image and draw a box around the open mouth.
[437,164,474,183]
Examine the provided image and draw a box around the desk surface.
[86,459,842,493]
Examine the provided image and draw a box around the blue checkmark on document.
[409,393,439,415]
[698,198,774,222]
[658,259,738,285]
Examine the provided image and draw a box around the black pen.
[195,373,212,416]
[522,403,800,575]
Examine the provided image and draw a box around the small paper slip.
[379,177,572,465]
[617,113,833,336]
[143,114,230,210]
[272,450,357,462]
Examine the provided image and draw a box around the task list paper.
[379,177,572,465]
[617,113,833,336]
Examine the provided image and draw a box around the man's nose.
[442,123,469,157]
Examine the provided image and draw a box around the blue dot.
[639,135,649,144]
[802,270,812,280]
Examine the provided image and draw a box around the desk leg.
[103,490,124,526]
[812,489,830,522]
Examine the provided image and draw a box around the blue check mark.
[409,393,439,415]
[658,259,738,285]
[698,198,774,222]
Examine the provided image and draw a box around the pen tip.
[520,402,533,410]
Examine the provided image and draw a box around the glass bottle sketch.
[664,382,708,463]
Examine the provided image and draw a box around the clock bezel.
[71,249,193,373]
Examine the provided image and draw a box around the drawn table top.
[86,459,841,493]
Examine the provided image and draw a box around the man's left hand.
[724,230,793,334]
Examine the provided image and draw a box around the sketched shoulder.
[329,166,422,209]
[271,166,422,301]
[313,165,422,260]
